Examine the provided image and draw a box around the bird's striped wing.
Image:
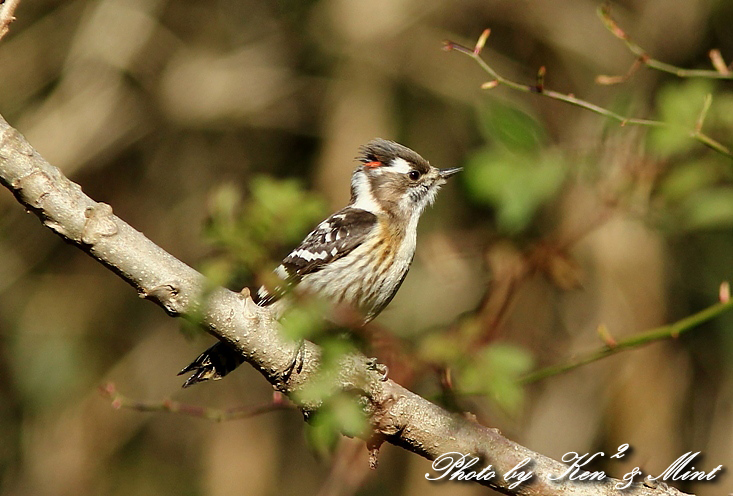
[180,207,378,388]
[257,207,378,305]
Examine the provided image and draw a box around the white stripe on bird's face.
[388,157,413,174]
[350,170,383,214]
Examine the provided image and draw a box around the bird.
[179,138,461,388]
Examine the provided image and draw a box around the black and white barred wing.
[257,207,378,305]
[180,207,378,388]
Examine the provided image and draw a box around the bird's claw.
[366,357,389,381]
[282,341,305,382]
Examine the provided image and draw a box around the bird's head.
[349,138,461,219]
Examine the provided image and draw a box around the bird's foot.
[366,357,389,381]
[282,340,305,382]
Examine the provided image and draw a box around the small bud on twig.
[709,50,730,75]
[597,324,617,347]
[720,282,730,303]
[535,66,546,93]
[596,57,645,85]
[599,3,628,40]
[474,29,491,56]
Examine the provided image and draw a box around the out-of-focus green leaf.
[203,176,326,285]
[305,396,368,456]
[478,102,547,153]
[293,372,338,407]
[658,159,723,204]
[291,337,356,405]
[418,332,463,365]
[711,93,733,129]
[249,176,326,245]
[303,392,368,456]
[458,343,533,415]
[464,147,566,233]
[280,298,329,340]
[12,338,87,409]
[304,409,341,457]
[649,80,715,157]
[318,336,358,367]
[328,394,369,438]
[678,187,733,230]
[198,257,237,287]
[657,80,714,126]
[648,126,690,158]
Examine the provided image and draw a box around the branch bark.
[0,113,692,496]
[0,0,21,41]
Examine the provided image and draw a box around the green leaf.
[458,343,533,415]
[710,93,733,129]
[279,298,329,341]
[649,80,715,157]
[678,187,733,230]
[202,176,326,285]
[478,102,547,153]
[249,176,326,245]
[418,332,463,365]
[304,394,368,456]
[658,159,723,204]
[329,394,369,438]
[463,148,566,233]
[305,410,341,456]
[290,337,356,406]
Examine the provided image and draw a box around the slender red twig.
[444,29,733,159]
[597,4,733,82]
[100,383,294,422]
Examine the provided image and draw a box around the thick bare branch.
[0,113,692,496]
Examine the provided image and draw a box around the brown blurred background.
[1,0,733,495]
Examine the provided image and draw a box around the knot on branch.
[368,388,403,438]
[239,287,262,319]
[143,283,186,316]
[82,202,118,244]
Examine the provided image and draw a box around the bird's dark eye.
[408,170,421,180]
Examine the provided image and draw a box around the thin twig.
[0,0,21,41]
[520,299,733,384]
[100,383,294,422]
[444,31,733,159]
[597,4,733,81]
[709,49,731,76]
[595,56,646,85]
[445,30,662,127]
[694,93,713,133]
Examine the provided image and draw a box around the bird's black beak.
[439,167,462,179]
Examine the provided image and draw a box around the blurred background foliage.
[0,0,732,495]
